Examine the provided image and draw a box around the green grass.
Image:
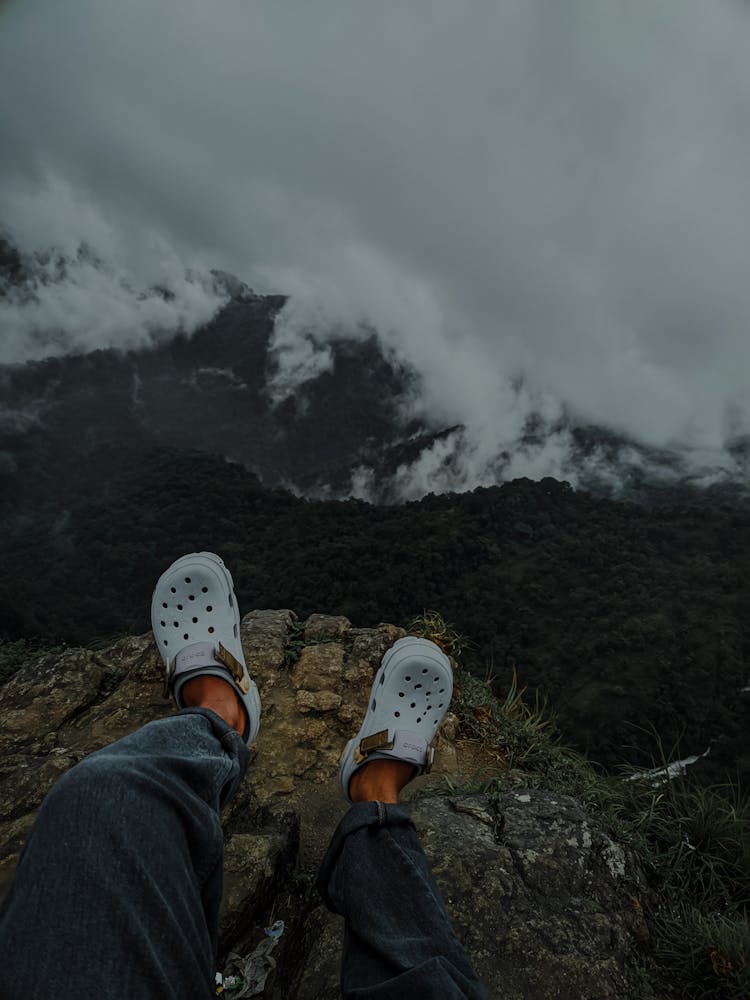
[406,610,474,660]
[448,659,750,1000]
[282,619,306,668]
[652,905,749,999]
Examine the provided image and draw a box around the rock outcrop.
[0,612,648,999]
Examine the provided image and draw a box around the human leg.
[318,774,486,998]
[318,639,486,999]
[0,706,248,1000]
[0,552,261,1000]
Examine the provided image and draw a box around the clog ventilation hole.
[158,575,237,647]
[371,665,447,728]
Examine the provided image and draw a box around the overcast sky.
[1,0,749,487]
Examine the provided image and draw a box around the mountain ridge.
[1,246,748,783]
[1,238,747,503]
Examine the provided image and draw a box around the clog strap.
[163,641,249,699]
[352,728,436,773]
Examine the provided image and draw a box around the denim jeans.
[0,709,485,999]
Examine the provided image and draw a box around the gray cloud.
[0,175,228,362]
[1,0,749,487]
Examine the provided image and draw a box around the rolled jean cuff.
[316,801,414,909]
[175,706,250,803]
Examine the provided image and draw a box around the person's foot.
[182,675,247,736]
[339,637,454,803]
[150,552,261,744]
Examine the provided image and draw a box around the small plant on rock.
[406,610,471,660]
[282,619,306,669]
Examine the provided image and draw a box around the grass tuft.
[448,661,750,1000]
[282,619,306,668]
[406,610,472,659]
[653,905,750,999]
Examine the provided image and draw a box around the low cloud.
[0,177,227,362]
[2,0,749,489]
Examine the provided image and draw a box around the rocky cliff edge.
[0,611,648,999]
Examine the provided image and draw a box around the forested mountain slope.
[2,445,747,780]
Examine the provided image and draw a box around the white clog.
[151,552,260,744]
[339,637,453,802]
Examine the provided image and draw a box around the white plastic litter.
[626,746,710,786]
[217,920,286,996]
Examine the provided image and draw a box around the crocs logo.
[402,742,422,752]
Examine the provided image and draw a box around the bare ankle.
[349,759,415,804]
[182,676,247,736]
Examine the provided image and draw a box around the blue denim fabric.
[0,711,484,999]
[0,708,245,1000]
[318,801,487,999]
